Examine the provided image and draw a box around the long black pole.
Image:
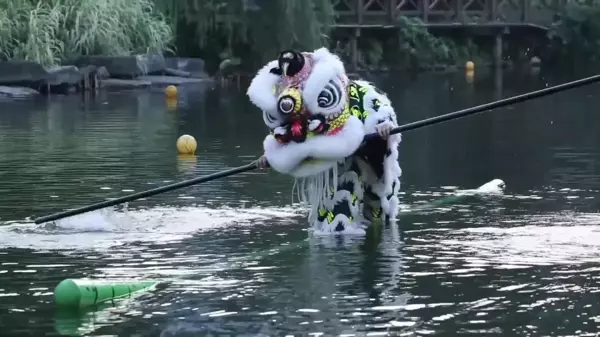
[372,73,600,139]
[33,163,258,224]
[33,74,600,224]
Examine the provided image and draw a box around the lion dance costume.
[247,47,402,234]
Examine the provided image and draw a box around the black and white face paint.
[318,79,343,110]
[304,76,347,118]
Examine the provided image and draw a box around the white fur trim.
[247,60,282,129]
[359,85,396,134]
[351,80,403,222]
[383,137,402,196]
[385,194,399,224]
[288,160,338,178]
[263,115,365,177]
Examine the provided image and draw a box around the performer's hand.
[375,121,394,139]
[255,155,269,169]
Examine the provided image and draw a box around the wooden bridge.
[332,0,566,30]
[332,0,567,69]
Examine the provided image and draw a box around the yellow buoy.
[465,61,475,71]
[165,85,178,99]
[176,134,197,155]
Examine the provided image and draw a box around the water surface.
[0,67,599,336]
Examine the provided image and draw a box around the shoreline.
[0,53,214,99]
[0,51,544,99]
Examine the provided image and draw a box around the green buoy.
[54,278,157,308]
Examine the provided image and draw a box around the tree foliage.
[153,0,335,74]
[548,0,600,62]
[2,0,597,70]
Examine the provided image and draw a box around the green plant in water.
[0,0,173,66]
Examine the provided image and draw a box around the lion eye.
[317,80,342,109]
[278,97,295,114]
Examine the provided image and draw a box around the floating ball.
[465,61,475,71]
[176,134,197,155]
[165,85,178,99]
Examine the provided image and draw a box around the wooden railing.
[332,0,566,28]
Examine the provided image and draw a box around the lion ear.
[269,67,282,76]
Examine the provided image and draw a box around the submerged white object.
[475,178,506,194]
[455,178,506,197]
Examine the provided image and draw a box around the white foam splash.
[408,212,600,267]
[0,205,303,251]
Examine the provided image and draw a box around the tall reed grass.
[0,0,173,66]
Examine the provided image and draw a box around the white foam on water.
[0,179,506,251]
[413,212,600,267]
[0,205,303,251]
[399,179,506,214]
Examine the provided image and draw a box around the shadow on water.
[1,66,600,336]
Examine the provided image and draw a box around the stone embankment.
[0,53,213,99]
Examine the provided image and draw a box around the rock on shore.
[0,53,213,97]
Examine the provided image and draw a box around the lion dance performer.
[247,47,402,234]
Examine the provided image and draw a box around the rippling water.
[1,68,600,336]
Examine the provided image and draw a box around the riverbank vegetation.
[152,0,335,74]
[342,16,487,71]
[153,0,600,72]
[0,0,173,66]
[151,0,480,72]
[546,1,600,63]
[0,0,598,72]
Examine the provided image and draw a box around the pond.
[0,66,599,336]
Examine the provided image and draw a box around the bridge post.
[494,33,503,68]
[491,0,503,69]
[351,27,360,71]
[494,60,503,100]
[456,0,464,23]
[521,0,529,21]
[349,0,364,72]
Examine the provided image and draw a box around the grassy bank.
[1,0,598,72]
[0,0,173,66]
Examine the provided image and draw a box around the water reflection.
[1,68,600,336]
